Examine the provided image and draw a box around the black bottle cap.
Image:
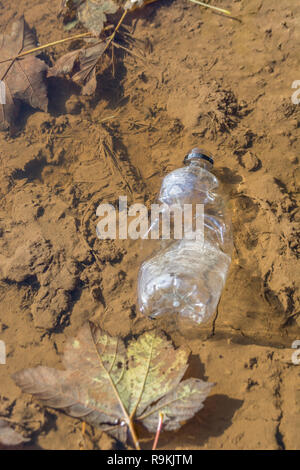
[184,148,214,166]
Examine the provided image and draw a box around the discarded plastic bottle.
[138,148,232,325]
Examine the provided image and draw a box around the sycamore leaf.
[12,323,213,448]
[125,330,190,417]
[0,17,48,131]
[48,41,108,95]
[0,419,29,447]
[139,378,213,432]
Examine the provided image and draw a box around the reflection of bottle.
[138,148,232,325]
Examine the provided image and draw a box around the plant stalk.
[128,418,141,450]
[103,10,128,54]
[188,0,231,16]
[0,32,93,64]
[152,413,163,450]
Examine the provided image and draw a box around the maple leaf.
[0,17,48,131]
[48,40,108,95]
[12,323,213,449]
[0,419,29,447]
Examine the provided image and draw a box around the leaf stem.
[128,418,141,450]
[152,413,163,450]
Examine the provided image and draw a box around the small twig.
[99,114,117,124]
[80,421,87,450]
[103,10,128,54]
[112,43,115,77]
[152,413,164,450]
[188,0,231,16]
[0,24,117,64]
[128,418,141,450]
[0,32,92,64]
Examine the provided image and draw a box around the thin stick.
[112,43,115,78]
[128,418,141,450]
[152,413,163,450]
[103,10,128,54]
[188,0,231,16]
[81,421,87,450]
[0,32,93,64]
[82,422,86,435]
[99,114,116,124]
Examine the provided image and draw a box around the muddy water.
[0,0,299,450]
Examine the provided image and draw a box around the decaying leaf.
[62,0,119,35]
[78,0,119,35]
[48,41,108,95]
[0,17,48,130]
[13,323,213,448]
[0,419,29,447]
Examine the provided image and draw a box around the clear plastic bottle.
[138,148,232,325]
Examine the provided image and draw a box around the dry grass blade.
[188,0,231,16]
[0,32,93,64]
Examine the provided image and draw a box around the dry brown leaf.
[0,17,48,131]
[13,323,213,449]
[78,0,119,36]
[48,41,108,95]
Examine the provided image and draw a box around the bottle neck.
[187,159,213,172]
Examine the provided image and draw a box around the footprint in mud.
[232,194,260,225]
[167,81,248,136]
[237,151,262,172]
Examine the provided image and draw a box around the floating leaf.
[0,419,29,447]
[13,323,213,449]
[48,41,108,95]
[0,17,48,131]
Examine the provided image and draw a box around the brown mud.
[0,0,299,450]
